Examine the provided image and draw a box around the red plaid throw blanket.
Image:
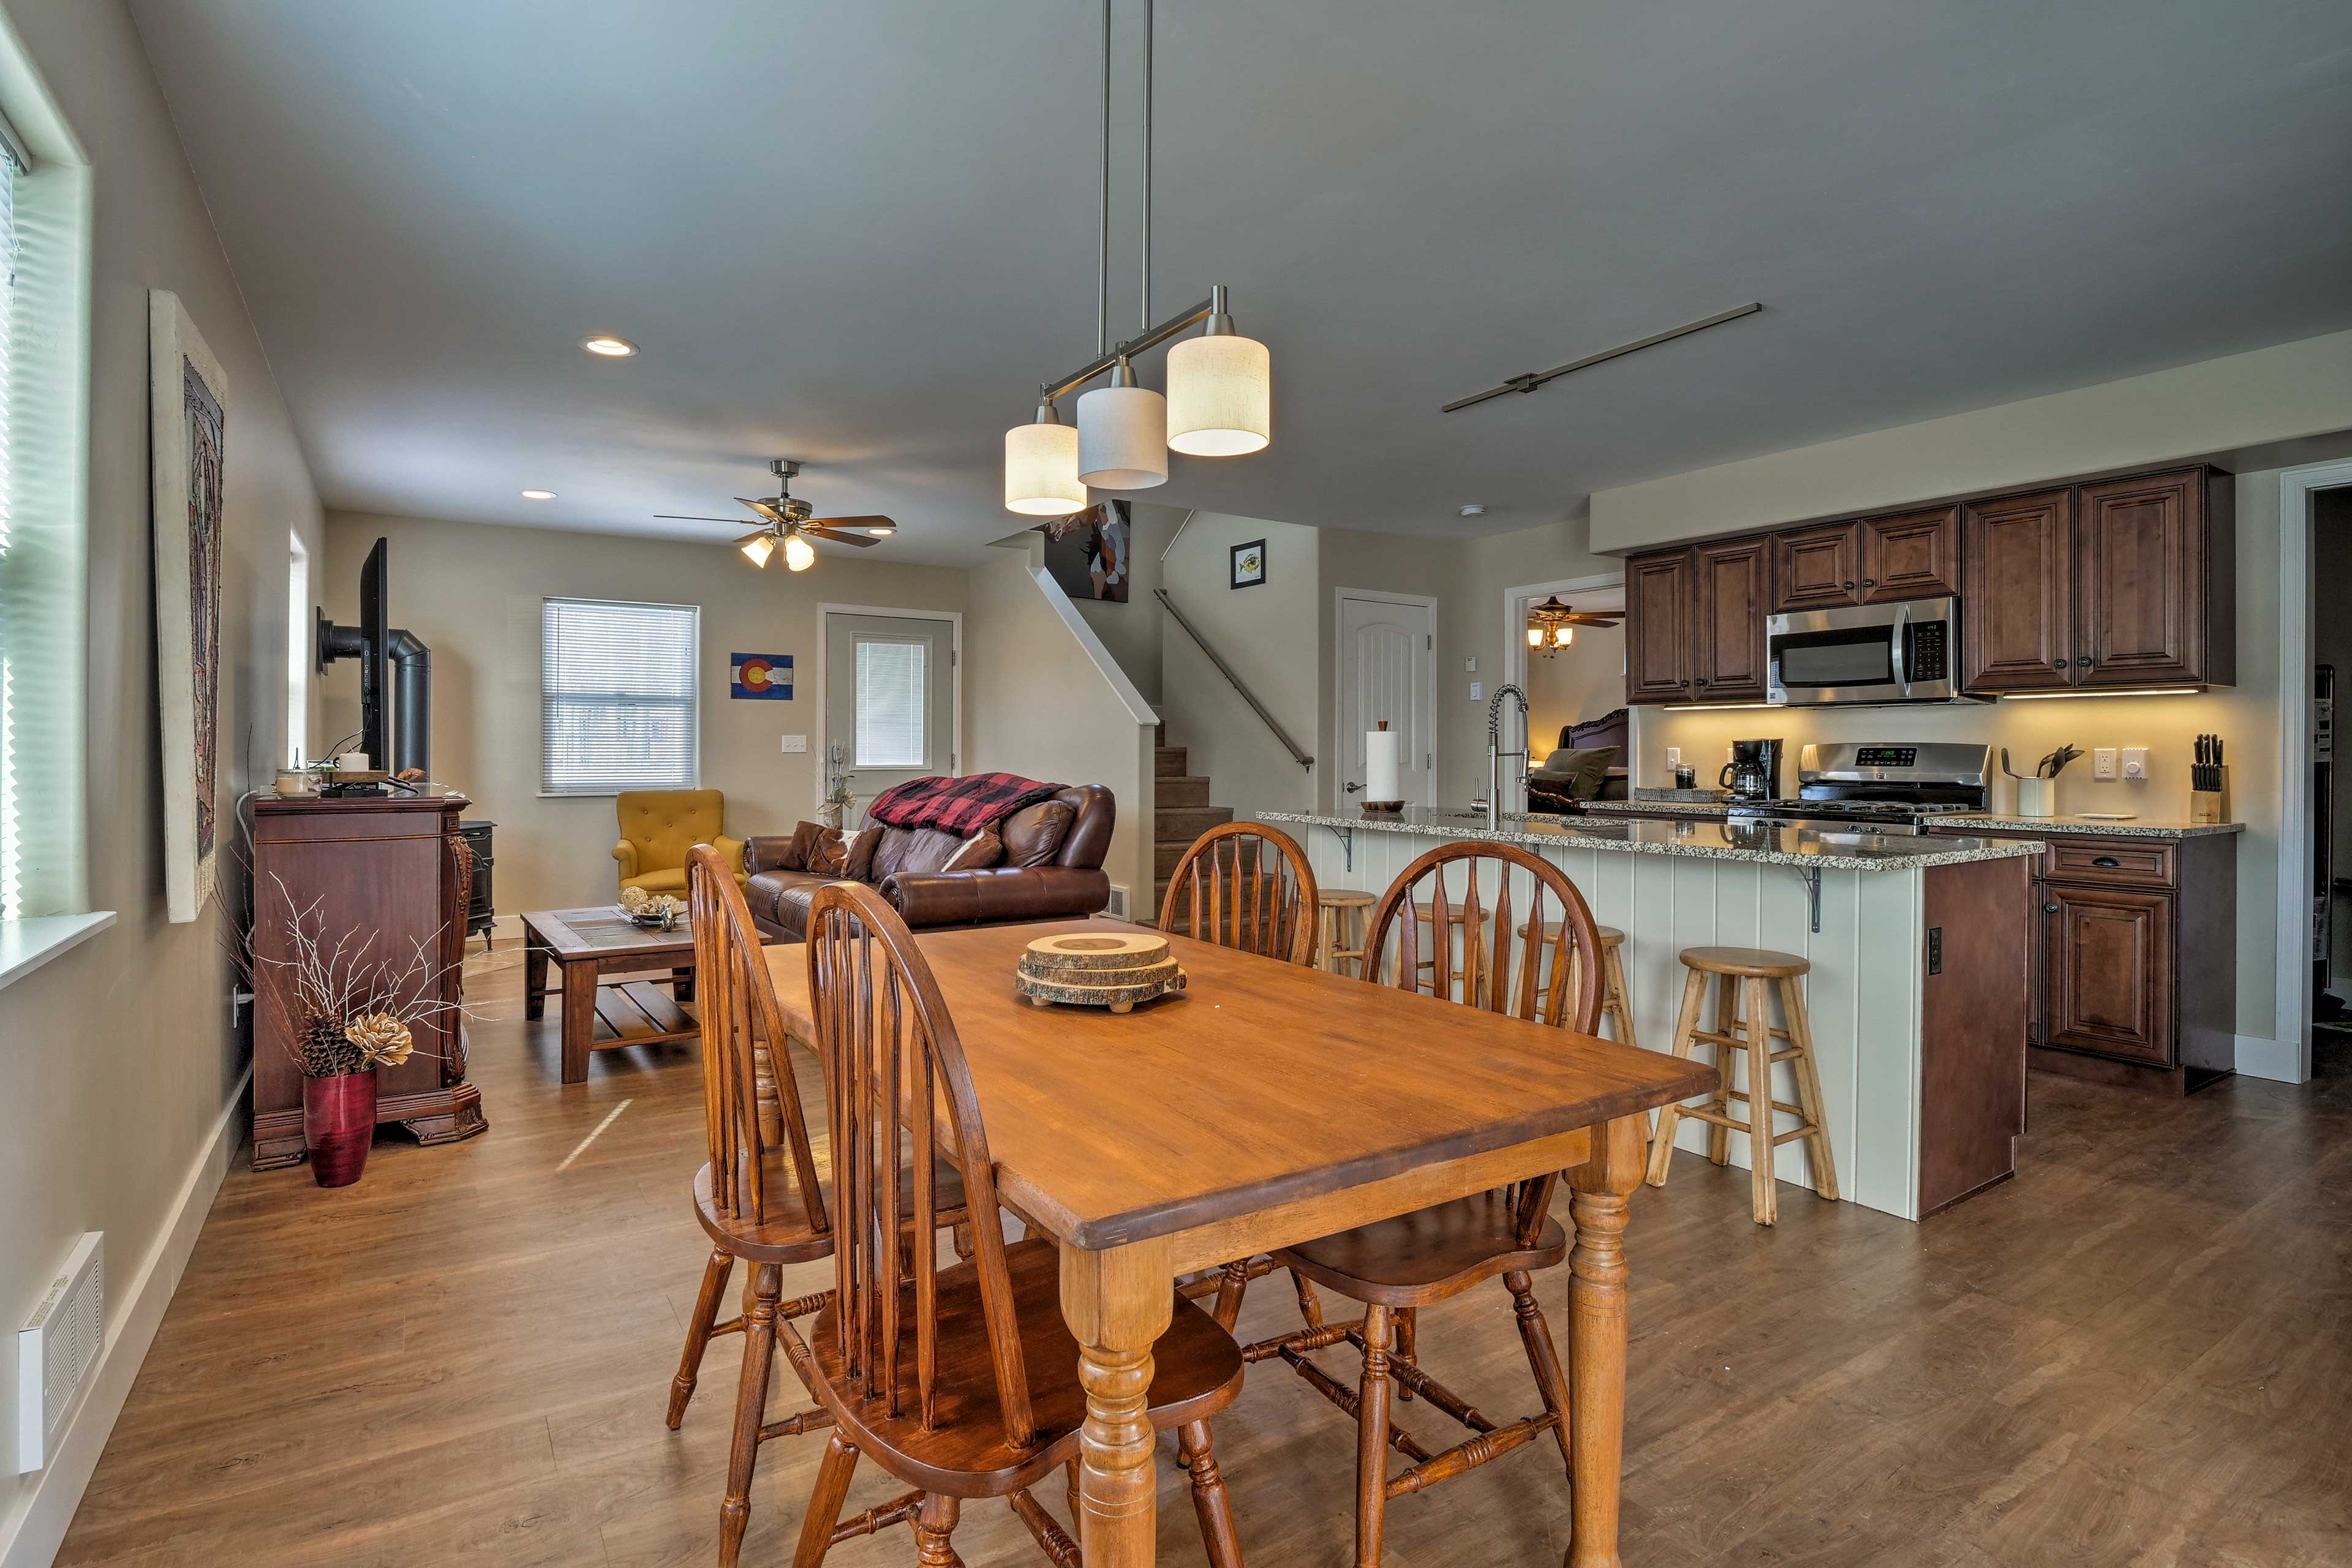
[865,773,1066,837]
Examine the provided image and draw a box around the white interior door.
[824,612,957,822]
[1336,592,1436,806]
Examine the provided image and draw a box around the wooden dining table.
[762,916,1716,1568]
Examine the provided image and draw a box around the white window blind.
[541,597,699,795]
[854,638,927,768]
[0,143,23,916]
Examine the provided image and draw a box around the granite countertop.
[1937,813,2245,839]
[1583,796,1736,816]
[1259,806,2044,873]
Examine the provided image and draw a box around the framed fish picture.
[150,290,228,924]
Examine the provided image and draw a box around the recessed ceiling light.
[521,489,556,500]
[579,334,638,358]
[1458,503,1487,518]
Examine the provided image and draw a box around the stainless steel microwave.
[1765,597,1968,706]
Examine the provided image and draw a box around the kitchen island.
[1259,806,2043,1220]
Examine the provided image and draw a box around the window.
[853,637,927,767]
[540,597,699,795]
[285,532,309,766]
[0,130,21,915]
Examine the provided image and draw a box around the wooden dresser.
[251,792,489,1167]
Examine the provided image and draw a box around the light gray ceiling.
[130,0,2352,565]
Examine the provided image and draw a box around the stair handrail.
[1153,588,1314,771]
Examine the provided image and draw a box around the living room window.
[540,597,700,796]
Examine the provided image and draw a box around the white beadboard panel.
[1303,831,1935,1221]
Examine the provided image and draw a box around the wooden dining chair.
[1157,823,1322,1332]
[1251,840,1605,1566]
[1158,820,1320,965]
[666,845,971,1568]
[784,880,1250,1568]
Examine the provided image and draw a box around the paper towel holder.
[1362,719,1406,814]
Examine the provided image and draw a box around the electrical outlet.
[1469,681,1483,701]
[2122,746,2147,780]
[781,734,808,754]
[2093,747,2118,781]
[1665,747,1683,769]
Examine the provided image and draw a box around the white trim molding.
[0,1066,247,1568]
[2269,458,2352,1084]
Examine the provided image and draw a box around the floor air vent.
[17,1232,102,1474]
[1104,884,1129,919]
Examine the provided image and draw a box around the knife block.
[2190,767,2229,826]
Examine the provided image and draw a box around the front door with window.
[824,612,956,824]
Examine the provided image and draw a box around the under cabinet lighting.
[1660,701,1776,712]
[2002,687,2204,701]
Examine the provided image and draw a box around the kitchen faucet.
[1487,683,1529,828]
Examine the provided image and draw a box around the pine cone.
[345,1011,415,1067]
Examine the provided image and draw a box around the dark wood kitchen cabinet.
[1960,465,2233,694]
[1771,505,1961,613]
[1928,824,2235,1095]
[1624,538,1770,702]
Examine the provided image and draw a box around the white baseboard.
[0,1065,248,1568]
[2234,1032,2308,1084]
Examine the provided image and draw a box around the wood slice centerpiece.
[1015,930,1188,1014]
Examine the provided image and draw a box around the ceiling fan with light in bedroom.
[1525,594,1624,655]
[656,459,897,571]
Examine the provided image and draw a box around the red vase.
[302,1071,377,1188]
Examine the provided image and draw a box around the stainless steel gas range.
[1722,741,1991,836]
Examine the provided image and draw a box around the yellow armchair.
[613,789,745,897]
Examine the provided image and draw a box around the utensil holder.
[2014,777,2056,818]
[2190,767,2228,826]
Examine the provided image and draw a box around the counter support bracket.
[1792,867,1822,933]
[1323,824,1355,873]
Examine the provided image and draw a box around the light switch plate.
[1464,655,1478,673]
[1469,681,1483,701]
[2121,746,2147,780]
[2093,747,2118,780]
[1665,747,1683,769]
[781,734,808,753]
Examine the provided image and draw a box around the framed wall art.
[1229,537,1266,589]
[150,290,229,924]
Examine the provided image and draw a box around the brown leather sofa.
[741,784,1114,942]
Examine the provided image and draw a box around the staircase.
[1152,724,1231,920]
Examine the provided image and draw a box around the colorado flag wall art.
[730,653,793,700]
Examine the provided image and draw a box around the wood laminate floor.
[54,948,2352,1567]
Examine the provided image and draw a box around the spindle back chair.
[1158,821,1320,965]
[1363,840,1604,1031]
[1251,839,1611,1565]
[785,881,1249,1568]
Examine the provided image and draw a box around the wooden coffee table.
[521,907,699,1084]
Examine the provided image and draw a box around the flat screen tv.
[357,537,390,770]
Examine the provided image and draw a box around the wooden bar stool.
[1411,897,1490,1003]
[1315,888,1374,975]
[1517,919,1637,1048]
[1646,946,1837,1226]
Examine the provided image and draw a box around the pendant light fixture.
[1004,0,1272,512]
[1005,400,1086,515]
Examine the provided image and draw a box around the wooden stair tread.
[805,1236,1243,1493]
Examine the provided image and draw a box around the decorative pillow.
[1535,745,1619,801]
[785,820,829,871]
[943,827,1003,872]
[842,826,881,882]
[1000,800,1075,868]
[804,823,878,879]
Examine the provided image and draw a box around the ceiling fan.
[1525,594,1624,655]
[656,459,897,571]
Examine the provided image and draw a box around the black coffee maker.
[1720,738,1783,802]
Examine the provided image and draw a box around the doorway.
[818,606,961,824]
[1503,573,1626,772]
[1333,590,1437,807]
[2282,464,2352,1082]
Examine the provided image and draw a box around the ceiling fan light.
[1166,330,1270,456]
[1553,625,1575,648]
[783,533,816,572]
[1004,405,1086,516]
[1076,360,1168,490]
[740,532,776,568]
[1526,625,1544,649]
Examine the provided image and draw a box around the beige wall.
[320,511,969,915]
[963,537,1155,911]
[1,0,325,1544]
[1590,327,2352,553]
[1159,510,1319,817]
[1065,500,1180,707]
